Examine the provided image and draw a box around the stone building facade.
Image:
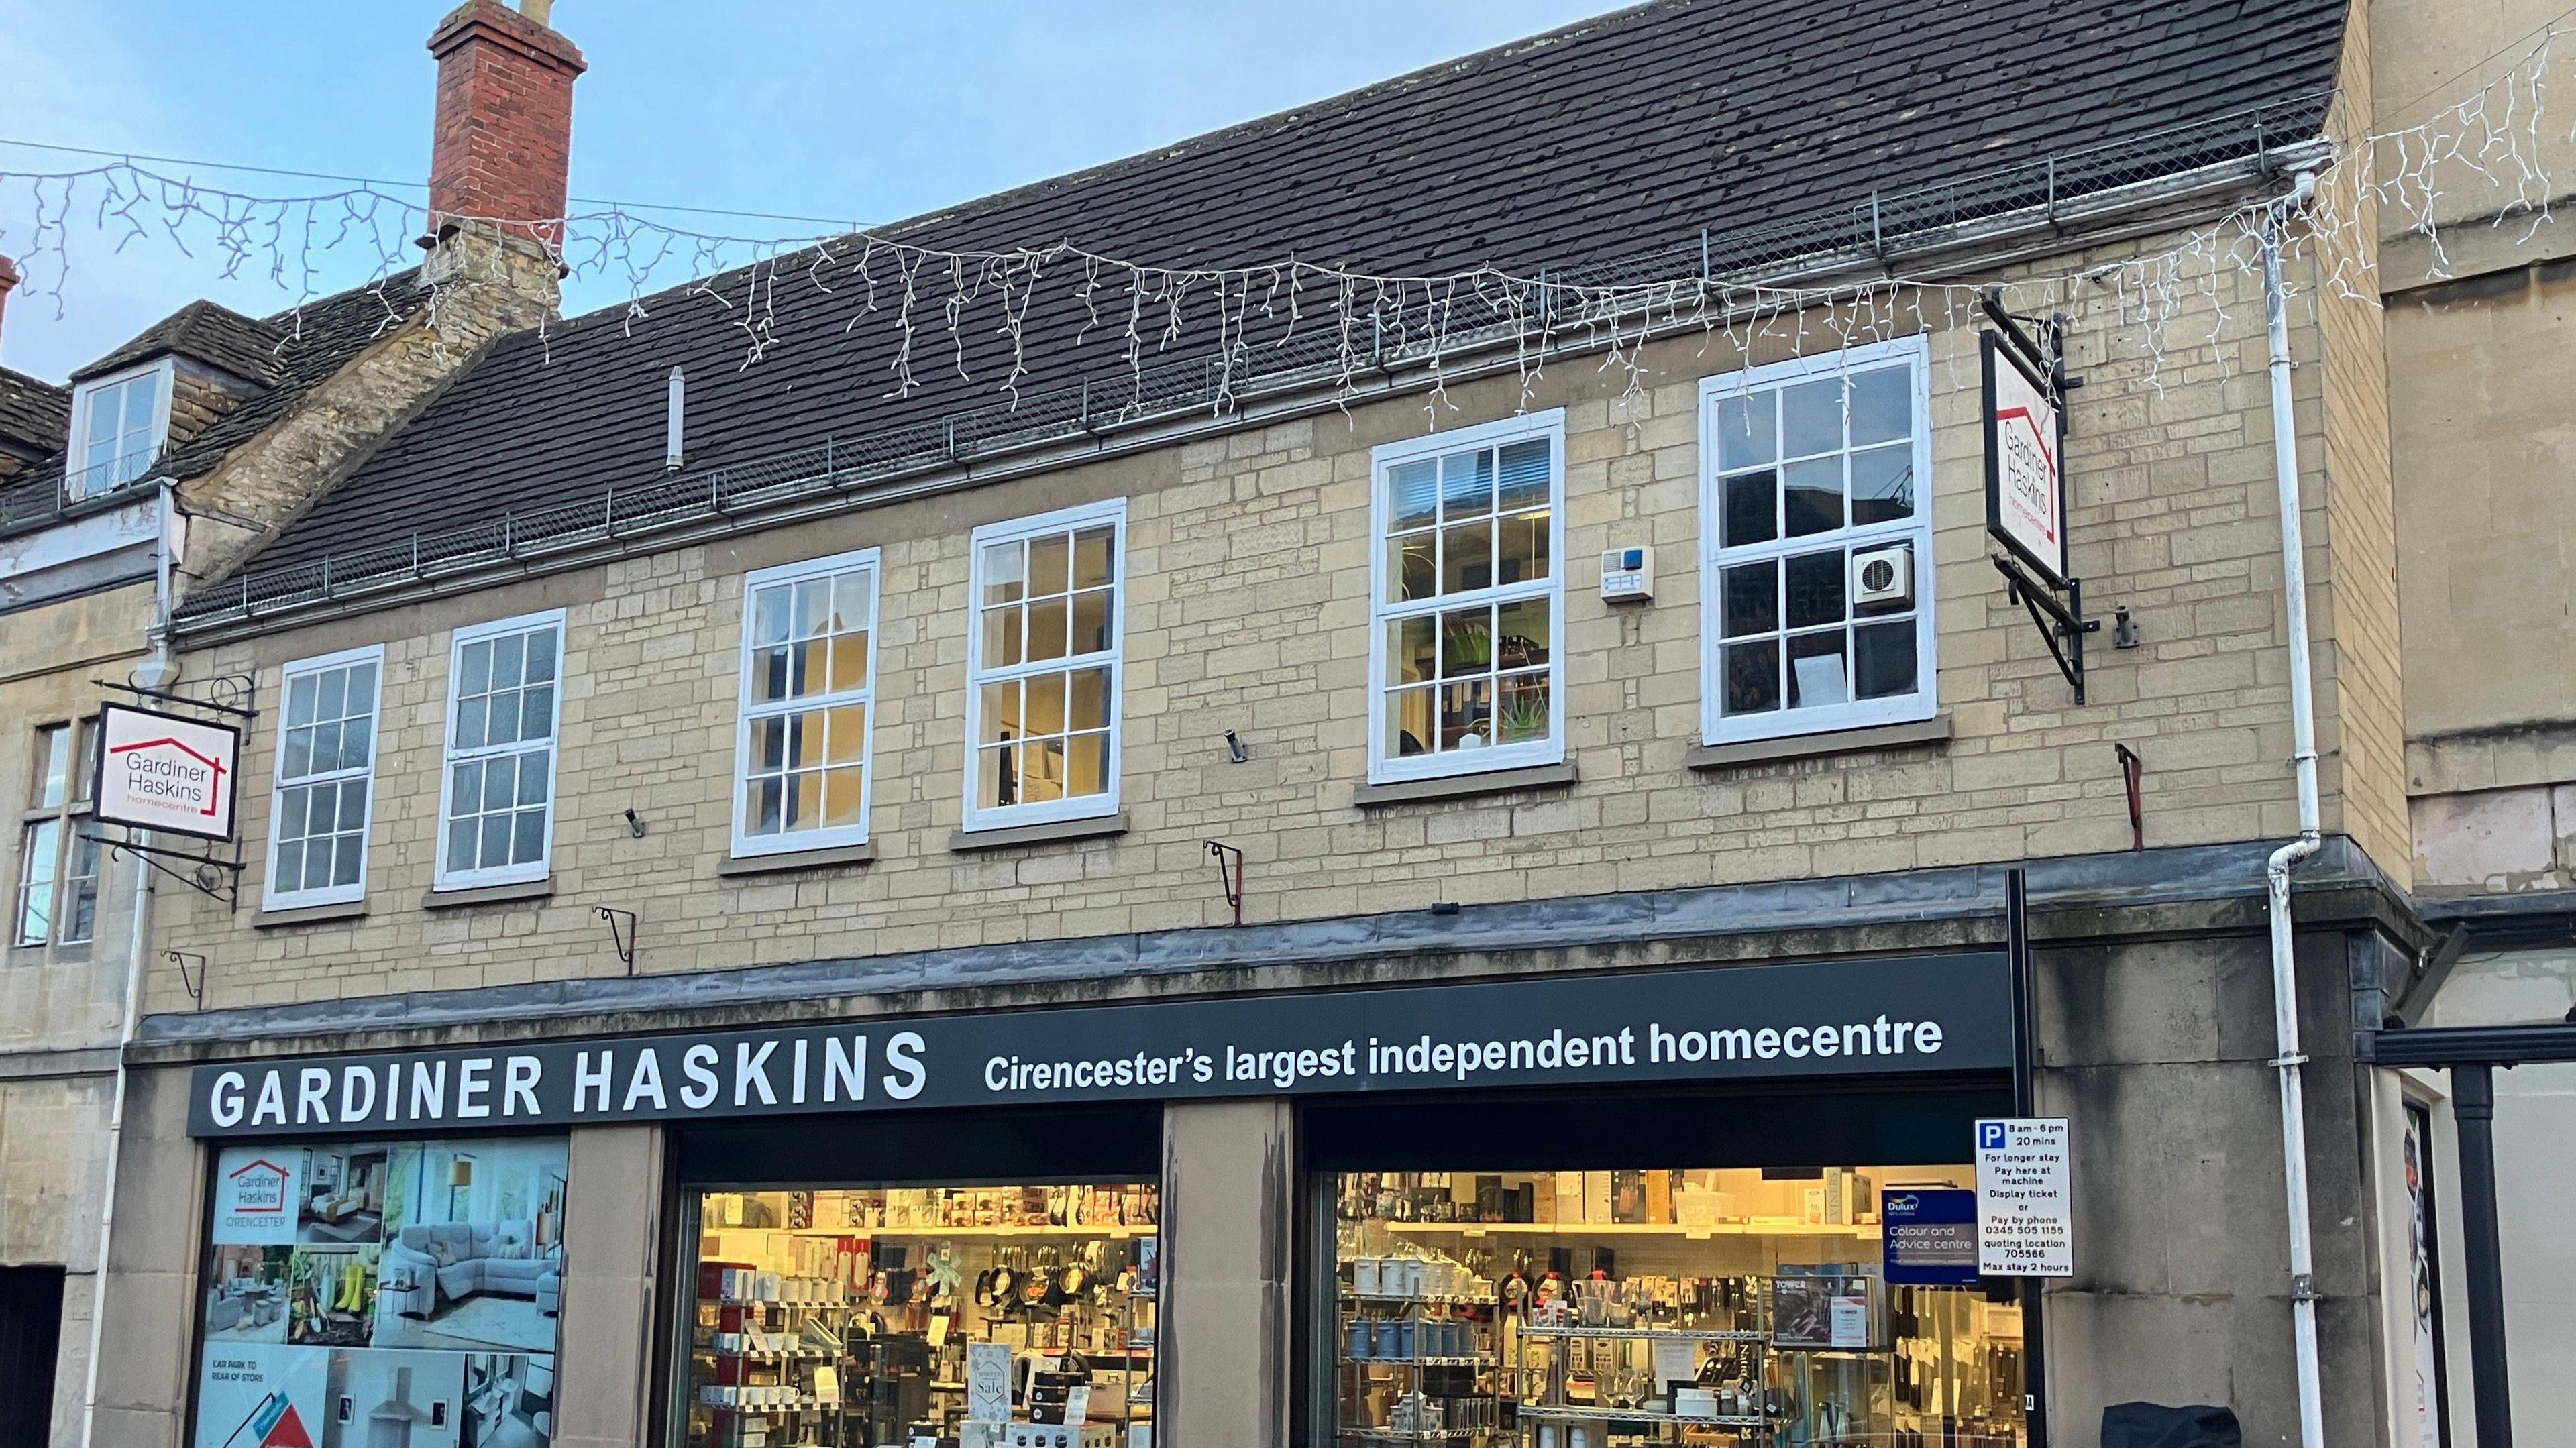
[30,0,2568,1446]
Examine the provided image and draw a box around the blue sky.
[0,0,1613,384]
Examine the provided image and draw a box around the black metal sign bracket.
[85,827,244,909]
[1993,555,2098,704]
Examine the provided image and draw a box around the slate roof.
[71,299,292,387]
[0,272,429,531]
[235,0,2351,579]
[0,366,68,459]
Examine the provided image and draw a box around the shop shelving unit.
[1512,1321,1776,1446]
[1334,1284,1506,1445]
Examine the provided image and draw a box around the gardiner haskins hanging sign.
[188,953,2014,1138]
[1982,329,2067,588]
[95,702,240,841]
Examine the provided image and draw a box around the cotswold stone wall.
[154,237,2398,1009]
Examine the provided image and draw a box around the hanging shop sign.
[94,701,240,841]
[1975,1116,2073,1277]
[1982,328,2067,588]
[188,952,2013,1138]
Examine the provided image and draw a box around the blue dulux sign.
[1882,1187,1981,1286]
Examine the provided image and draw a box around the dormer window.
[68,360,170,498]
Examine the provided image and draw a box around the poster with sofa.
[202,1137,564,1448]
[370,1138,568,1355]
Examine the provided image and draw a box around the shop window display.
[1327,1166,2023,1448]
[193,1137,568,1448]
[678,1183,1159,1448]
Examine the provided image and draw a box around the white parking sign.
[1976,1117,2072,1277]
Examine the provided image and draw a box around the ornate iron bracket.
[1203,841,1244,928]
[166,950,209,1009]
[85,828,243,908]
[594,905,638,975]
[1992,554,2098,704]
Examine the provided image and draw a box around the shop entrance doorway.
[0,1264,66,1448]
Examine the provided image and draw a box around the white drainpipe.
[2260,173,2328,1448]
[78,480,178,1448]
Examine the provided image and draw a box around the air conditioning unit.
[1851,543,1914,610]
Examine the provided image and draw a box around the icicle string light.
[0,24,2567,428]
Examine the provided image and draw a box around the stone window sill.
[718,842,879,877]
[1351,761,1578,808]
[949,812,1129,853]
[420,877,554,911]
[255,899,370,930]
[1686,715,1953,772]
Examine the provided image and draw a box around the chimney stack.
[0,254,21,359]
[424,0,586,249]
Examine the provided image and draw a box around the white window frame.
[13,718,98,949]
[1366,409,1568,785]
[67,358,174,498]
[434,608,566,891]
[1698,336,1939,746]
[262,645,386,910]
[961,498,1128,833]
[731,547,882,858]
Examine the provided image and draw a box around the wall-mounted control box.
[1600,546,1654,602]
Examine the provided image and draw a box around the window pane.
[1066,733,1110,798]
[824,704,867,765]
[517,750,551,805]
[449,759,484,818]
[981,540,1026,605]
[315,668,347,723]
[1022,738,1066,804]
[1782,457,1843,536]
[1787,631,1851,708]
[1496,673,1550,745]
[1387,532,1436,604]
[1497,439,1550,510]
[307,785,339,837]
[1856,619,1919,700]
[1850,443,1915,525]
[1849,365,1911,445]
[1437,679,1494,750]
[86,385,120,447]
[34,724,68,810]
[977,744,1013,810]
[1073,527,1116,589]
[789,641,826,700]
[478,814,512,869]
[490,632,525,689]
[276,785,311,841]
[1722,561,1778,638]
[747,777,783,836]
[511,807,546,863]
[453,695,489,751]
[983,603,1024,667]
[1388,617,1434,685]
[344,713,374,771]
[1025,596,1070,663]
[286,674,319,728]
[1387,685,1435,758]
[1439,449,1494,516]
[785,714,821,771]
[1495,596,1551,670]
[525,628,558,683]
[981,681,1023,745]
[828,573,872,635]
[1724,639,1782,715]
[755,645,792,703]
[784,772,820,832]
[17,819,60,944]
[1068,668,1111,732]
[1716,391,1776,469]
[1721,470,1777,548]
[458,638,491,698]
[445,818,476,873]
[1026,673,1068,736]
[1439,518,1492,595]
[341,781,370,838]
[1782,377,1842,456]
[71,720,98,804]
[1786,551,1847,629]
[1029,533,1072,598]
[1070,589,1112,656]
[282,726,315,783]
[791,579,830,639]
[822,765,865,827]
[1388,459,1438,531]
[311,720,345,775]
[274,840,306,897]
[751,583,791,645]
[330,832,363,888]
[1439,606,1492,679]
[1495,510,1549,588]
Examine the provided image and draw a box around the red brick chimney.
[0,254,21,358]
[425,0,586,247]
